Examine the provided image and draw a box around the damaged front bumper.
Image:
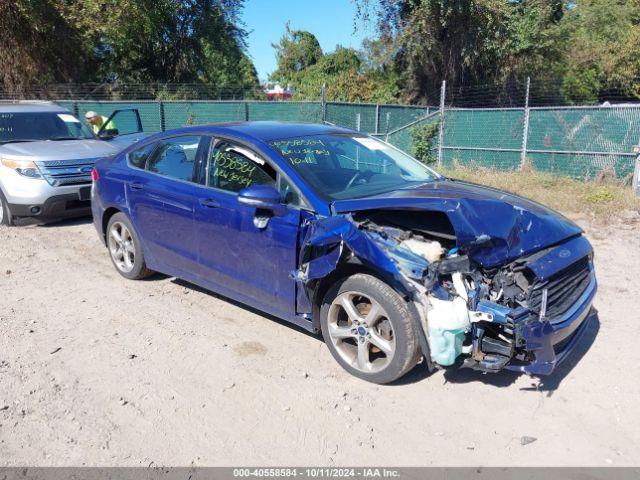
[505,273,597,375]
[295,210,597,377]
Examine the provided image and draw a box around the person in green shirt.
[85,111,115,135]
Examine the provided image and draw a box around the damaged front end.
[294,208,596,376]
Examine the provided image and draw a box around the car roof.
[0,102,69,114]
[217,121,357,141]
[162,121,360,143]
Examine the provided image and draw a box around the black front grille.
[527,257,592,321]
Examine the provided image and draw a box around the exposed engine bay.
[353,210,534,372]
[296,208,595,374]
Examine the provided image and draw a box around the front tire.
[320,273,421,384]
[0,190,15,226]
[106,212,153,280]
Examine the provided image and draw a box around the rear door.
[126,135,209,277]
[192,138,302,316]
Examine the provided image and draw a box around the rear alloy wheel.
[106,212,153,280]
[320,274,421,384]
[0,190,14,226]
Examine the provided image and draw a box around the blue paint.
[476,300,513,325]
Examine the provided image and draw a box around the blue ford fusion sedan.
[91,122,596,384]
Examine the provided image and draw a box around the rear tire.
[106,212,153,280]
[320,273,421,384]
[0,190,14,226]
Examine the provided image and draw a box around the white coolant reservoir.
[400,239,444,263]
[426,295,471,366]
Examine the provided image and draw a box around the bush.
[584,187,616,204]
[410,121,439,164]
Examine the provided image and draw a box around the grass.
[438,163,640,223]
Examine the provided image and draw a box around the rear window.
[145,136,202,182]
[128,142,158,169]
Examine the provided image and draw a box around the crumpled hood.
[0,139,117,161]
[331,179,582,267]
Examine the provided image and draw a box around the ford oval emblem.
[559,249,571,258]
[79,166,93,173]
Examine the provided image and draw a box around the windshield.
[269,134,440,200]
[0,112,94,144]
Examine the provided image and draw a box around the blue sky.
[242,0,372,81]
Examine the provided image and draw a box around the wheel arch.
[101,207,123,243]
[310,259,413,332]
[310,258,433,370]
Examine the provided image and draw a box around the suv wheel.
[320,273,421,384]
[106,212,153,280]
[0,190,14,226]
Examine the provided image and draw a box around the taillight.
[91,167,99,182]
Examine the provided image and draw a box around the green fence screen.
[60,100,639,180]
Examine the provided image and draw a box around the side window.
[146,135,201,182]
[208,141,276,193]
[103,109,142,136]
[279,178,301,206]
[128,142,157,169]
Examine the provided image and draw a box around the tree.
[271,25,323,81]
[269,26,401,103]
[89,0,256,87]
[559,0,640,102]
[357,0,566,101]
[0,0,94,94]
[1,0,260,96]
[356,0,640,103]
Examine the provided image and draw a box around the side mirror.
[99,128,119,140]
[238,185,286,215]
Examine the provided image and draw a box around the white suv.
[0,102,144,225]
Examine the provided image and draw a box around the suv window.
[0,111,94,143]
[129,142,157,169]
[146,135,201,182]
[207,141,276,193]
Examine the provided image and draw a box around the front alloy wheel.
[326,292,396,373]
[320,273,421,384]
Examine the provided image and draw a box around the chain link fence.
[56,99,323,132]
[440,105,640,180]
[4,81,639,181]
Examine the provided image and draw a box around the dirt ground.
[1,212,639,467]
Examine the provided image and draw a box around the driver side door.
[99,109,147,150]
[192,138,302,318]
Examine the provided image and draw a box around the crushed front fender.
[295,214,429,285]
